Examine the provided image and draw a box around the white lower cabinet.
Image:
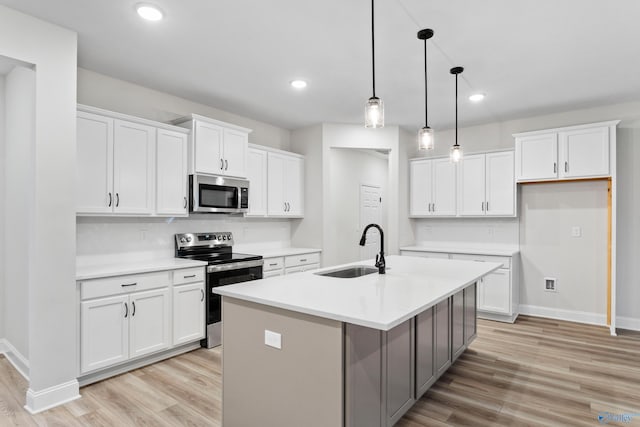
[401,249,519,323]
[262,252,321,277]
[129,288,171,359]
[173,282,205,345]
[81,288,170,374]
[80,294,129,373]
[79,266,205,377]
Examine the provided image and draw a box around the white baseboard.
[519,304,606,326]
[24,380,80,414]
[0,338,30,380]
[616,316,640,332]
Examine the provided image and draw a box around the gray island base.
[215,256,501,427]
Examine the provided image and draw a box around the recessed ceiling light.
[136,4,164,21]
[469,93,486,102]
[290,80,307,89]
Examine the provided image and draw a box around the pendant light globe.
[449,66,464,163]
[365,0,384,128]
[417,29,434,150]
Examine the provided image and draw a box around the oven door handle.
[206,259,264,273]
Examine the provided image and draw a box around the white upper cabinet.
[77,111,114,214]
[485,151,515,216]
[432,159,457,216]
[77,105,190,217]
[457,154,486,216]
[515,133,558,181]
[194,121,223,175]
[458,151,515,217]
[267,151,304,217]
[514,121,618,182]
[409,158,455,217]
[246,147,268,216]
[113,120,155,215]
[156,129,188,216]
[559,126,609,178]
[410,160,432,216]
[177,114,251,178]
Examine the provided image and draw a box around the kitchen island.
[215,255,501,427]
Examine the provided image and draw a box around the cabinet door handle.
[220,159,224,170]
[184,197,188,209]
[565,161,568,173]
[225,159,228,170]
[283,202,287,212]
[184,274,196,279]
[124,302,128,318]
[269,263,278,266]
[481,202,485,211]
[132,301,136,317]
[428,203,431,212]
[300,259,307,262]
[121,282,137,287]
[115,193,120,207]
[108,192,112,207]
[553,162,557,173]
[432,203,435,212]
[486,201,489,211]
[200,289,205,302]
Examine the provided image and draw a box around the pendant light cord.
[371,0,376,98]
[454,72,458,147]
[423,39,428,125]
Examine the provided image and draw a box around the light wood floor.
[1,316,639,426]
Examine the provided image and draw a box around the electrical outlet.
[265,330,282,349]
[571,226,582,237]
[544,277,557,292]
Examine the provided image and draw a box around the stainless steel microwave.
[189,174,249,214]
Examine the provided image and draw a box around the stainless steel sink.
[315,265,379,278]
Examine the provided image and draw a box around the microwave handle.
[237,188,242,210]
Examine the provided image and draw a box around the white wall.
[519,181,608,323]
[616,127,640,329]
[78,68,291,151]
[322,124,401,264]
[412,101,640,328]
[0,5,78,412]
[290,125,323,250]
[0,73,5,341]
[3,65,35,367]
[325,149,388,267]
[413,218,519,249]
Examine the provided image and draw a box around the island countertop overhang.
[214,255,501,331]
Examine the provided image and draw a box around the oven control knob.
[180,237,186,243]
[222,235,227,241]
[186,236,192,242]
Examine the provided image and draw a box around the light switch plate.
[571,226,582,237]
[265,330,282,349]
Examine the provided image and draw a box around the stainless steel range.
[175,232,263,348]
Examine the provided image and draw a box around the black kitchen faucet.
[359,224,385,274]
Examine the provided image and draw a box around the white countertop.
[214,255,501,331]
[252,247,322,258]
[76,258,207,281]
[400,245,519,257]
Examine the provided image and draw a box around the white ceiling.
[1,0,639,131]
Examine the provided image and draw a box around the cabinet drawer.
[263,269,284,278]
[263,257,285,272]
[80,271,170,300]
[450,253,511,269]
[285,252,320,268]
[173,267,205,285]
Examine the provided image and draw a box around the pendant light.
[450,66,464,162]
[417,29,434,150]
[365,0,384,128]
